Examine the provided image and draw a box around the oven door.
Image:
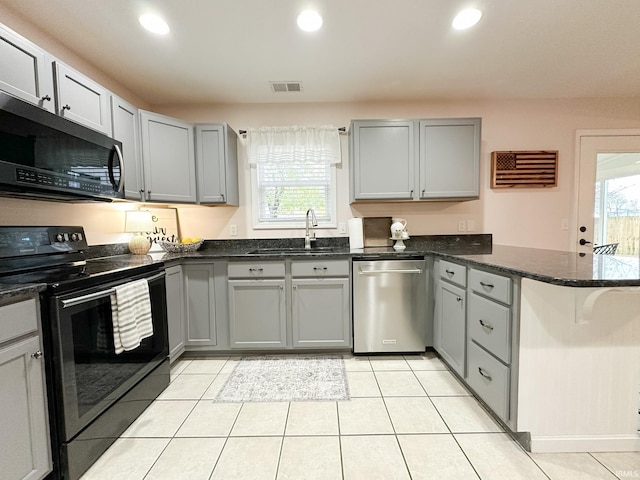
[49,270,168,441]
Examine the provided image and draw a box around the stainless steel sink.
[248,246,339,254]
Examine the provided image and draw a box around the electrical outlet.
[338,222,346,234]
[458,220,466,232]
[466,220,475,232]
[230,224,237,236]
[561,219,569,230]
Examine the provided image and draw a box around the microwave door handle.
[108,144,125,193]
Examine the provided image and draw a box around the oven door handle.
[61,271,165,308]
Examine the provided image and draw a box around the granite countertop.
[2,235,640,300]
[145,239,640,287]
[437,244,640,287]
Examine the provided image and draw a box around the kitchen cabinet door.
[434,280,467,376]
[139,110,197,203]
[111,96,144,201]
[228,279,286,349]
[350,120,416,201]
[0,24,54,112]
[195,124,239,205]
[53,61,112,135]
[418,118,480,199]
[184,264,217,347]
[165,265,186,362]
[291,278,351,348]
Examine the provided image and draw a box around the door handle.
[579,239,592,245]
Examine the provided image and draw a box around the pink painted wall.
[1,5,640,249]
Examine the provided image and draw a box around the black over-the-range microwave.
[0,91,124,202]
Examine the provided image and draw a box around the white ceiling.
[2,0,640,106]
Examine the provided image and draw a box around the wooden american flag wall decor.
[491,150,558,188]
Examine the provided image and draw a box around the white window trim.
[250,163,338,230]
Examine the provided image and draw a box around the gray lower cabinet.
[435,279,466,376]
[433,259,467,377]
[0,297,52,480]
[228,279,287,349]
[195,124,239,205]
[0,24,54,112]
[139,110,197,203]
[165,265,185,362]
[291,278,350,348]
[184,263,217,347]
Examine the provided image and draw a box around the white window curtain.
[247,125,341,165]
[247,125,339,228]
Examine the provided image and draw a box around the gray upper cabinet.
[195,124,239,205]
[53,61,112,135]
[139,110,197,203]
[0,297,52,480]
[0,24,54,112]
[419,118,481,199]
[350,120,415,201]
[350,118,481,202]
[111,96,144,201]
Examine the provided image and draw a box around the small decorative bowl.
[158,239,204,253]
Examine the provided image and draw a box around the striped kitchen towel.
[111,279,153,354]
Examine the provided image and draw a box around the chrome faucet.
[305,208,318,249]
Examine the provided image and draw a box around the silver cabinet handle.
[62,104,71,111]
[249,267,264,272]
[313,266,328,271]
[445,269,455,276]
[410,189,414,196]
[479,281,494,288]
[421,189,425,196]
[456,296,463,302]
[478,367,492,381]
[479,319,494,331]
[139,190,145,202]
[41,95,51,102]
[221,193,225,202]
[31,351,43,359]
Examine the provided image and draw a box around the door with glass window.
[576,132,640,256]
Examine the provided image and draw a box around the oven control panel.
[0,226,88,257]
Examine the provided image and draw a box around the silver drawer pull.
[479,281,494,289]
[445,269,455,275]
[249,267,264,272]
[313,267,328,271]
[479,319,494,331]
[478,367,492,381]
[31,351,43,359]
[456,296,463,303]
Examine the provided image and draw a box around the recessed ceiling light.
[297,10,323,32]
[139,13,170,35]
[452,8,482,30]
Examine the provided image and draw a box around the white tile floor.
[80,353,640,480]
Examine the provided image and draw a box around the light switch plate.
[230,224,237,236]
[458,221,466,232]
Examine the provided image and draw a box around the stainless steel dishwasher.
[353,258,427,353]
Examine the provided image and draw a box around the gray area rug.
[215,354,350,402]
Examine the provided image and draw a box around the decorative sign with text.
[144,208,179,252]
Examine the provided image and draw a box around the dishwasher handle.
[359,268,422,275]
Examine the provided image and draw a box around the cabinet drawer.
[0,298,38,344]
[468,268,511,304]
[228,262,285,278]
[291,260,349,277]
[438,259,466,287]
[467,341,510,421]
[468,293,511,364]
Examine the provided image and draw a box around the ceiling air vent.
[269,81,303,93]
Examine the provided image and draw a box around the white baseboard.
[529,434,640,453]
